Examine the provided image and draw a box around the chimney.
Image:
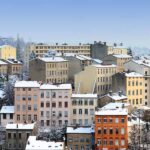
[103,42,106,46]
[94,41,97,44]
[109,91,112,96]
[122,104,125,108]
[118,91,122,96]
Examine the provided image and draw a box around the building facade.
[95,103,128,150]
[14,81,40,124]
[75,64,117,97]
[0,60,8,75]
[0,45,16,60]
[39,84,72,129]
[29,57,68,84]
[71,94,97,126]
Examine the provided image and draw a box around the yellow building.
[112,72,145,108]
[75,64,117,96]
[108,46,128,55]
[29,57,68,84]
[0,60,8,75]
[103,54,132,72]
[0,45,16,60]
[28,43,91,57]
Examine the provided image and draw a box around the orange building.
[95,103,128,150]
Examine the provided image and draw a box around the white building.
[26,136,64,150]
[71,94,97,126]
[0,106,14,127]
[39,84,72,130]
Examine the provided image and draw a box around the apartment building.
[124,59,150,106]
[4,58,23,78]
[39,84,72,129]
[90,41,128,59]
[66,126,94,150]
[75,64,117,96]
[0,45,16,60]
[0,60,7,75]
[71,94,97,126]
[103,54,132,72]
[0,106,14,127]
[28,43,91,57]
[112,72,145,108]
[29,57,68,84]
[4,123,36,150]
[95,103,128,150]
[14,81,40,123]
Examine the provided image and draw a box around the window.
[109,139,113,145]
[41,111,44,117]
[23,88,25,91]
[10,114,13,119]
[46,91,50,98]
[16,95,20,100]
[145,83,147,87]
[19,133,21,138]
[136,99,138,104]
[98,118,101,123]
[79,119,82,125]
[52,111,55,117]
[8,133,11,139]
[33,95,37,100]
[73,109,76,114]
[79,109,82,114]
[22,105,26,111]
[89,100,93,105]
[115,139,119,146]
[64,102,68,107]
[46,120,50,126]
[28,105,31,110]
[84,119,88,125]
[84,100,88,105]
[109,118,113,123]
[58,102,62,107]
[34,115,37,121]
[97,139,101,146]
[27,133,30,139]
[52,92,56,98]
[98,128,101,134]
[34,104,37,111]
[103,128,107,134]
[145,96,148,99]
[110,128,113,134]
[41,102,44,107]
[78,100,83,105]
[115,118,119,123]
[28,96,31,101]
[13,133,16,138]
[121,128,125,135]
[28,88,31,91]
[104,118,107,123]
[90,109,94,115]
[22,96,26,101]
[103,139,107,145]
[28,115,31,121]
[52,102,56,107]
[46,102,50,107]
[121,118,125,123]
[17,105,20,111]
[121,139,125,146]
[3,114,6,119]
[64,111,68,117]
[17,115,20,121]
[85,109,88,115]
[41,92,44,98]
[128,90,130,95]
[23,115,26,121]
[41,120,44,126]
[116,128,119,134]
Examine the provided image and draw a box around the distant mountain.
[131,47,150,56]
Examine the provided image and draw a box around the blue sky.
[0,0,150,47]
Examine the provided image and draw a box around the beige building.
[4,123,36,150]
[75,64,117,96]
[39,84,72,129]
[71,94,97,126]
[112,72,145,108]
[0,106,14,127]
[66,126,94,150]
[29,57,68,84]
[0,60,8,75]
[14,81,40,123]
[103,54,132,72]
[0,45,16,60]
[28,43,91,57]
[4,58,23,78]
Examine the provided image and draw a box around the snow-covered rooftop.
[128,115,145,127]
[67,126,94,134]
[92,59,103,64]
[0,45,14,48]
[72,94,97,98]
[15,81,40,88]
[0,60,7,65]
[0,106,14,114]
[75,55,92,61]
[107,93,127,101]
[26,136,64,150]
[6,58,22,64]
[125,72,143,77]
[40,84,71,90]
[133,59,150,68]
[95,103,128,116]
[6,123,35,130]
[113,54,132,58]
[39,57,67,62]
[92,64,116,68]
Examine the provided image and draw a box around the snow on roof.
[125,72,143,77]
[40,84,71,90]
[6,58,22,64]
[95,103,128,116]
[0,60,7,65]
[6,123,35,130]
[128,115,145,127]
[26,136,64,150]
[113,54,132,58]
[15,81,40,88]
[0,45,15,48]
[107,93,127,100]
[72,94,97,98]
[132,59,150,68]
[76,55,92,60]
[0,90,5,99]
[92,64,116,68]
[67,126,94,134]
[92,59,103,64]
[0,106,14,114]
[39,57,67,62]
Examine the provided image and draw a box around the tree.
[3,82,14,105]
